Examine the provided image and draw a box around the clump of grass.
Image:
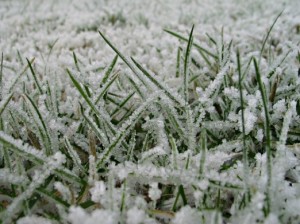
[0,14,300,224]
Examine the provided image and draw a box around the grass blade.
[101,55,118,86]
[183,25,194,104]
[0,93,13,117]
[259,10,284,63]
[26,58,43,94]
[111,91,135,117]
[23,94,53,156]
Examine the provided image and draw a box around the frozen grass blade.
[94,73,119,105]
[73,52,81,72]
[183,25,194,104]
[101,55,118,86]
[111,91,135,117]
[80,105,109,148]
[0,93,13,117]
[36,187,70,208]
[176,47,182,77]
[23,94,53,156]
[64,137,86,173]
[254,58,272,215]
[259,10,283,64]
[26,58,43,94]
[67,69,100,116]
[172,185,187,212]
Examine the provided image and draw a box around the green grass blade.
[0,93,13,117]
[67,69,100,116]
[259,10,283,63]
[23,94,53,156]
[36,187,70,208]
[183,25,194,104]
[64,137,86,173]
[73,52,81,72]
[101,55,118,86]
[111,91,135,117]
[26,58,43,94]
[94,73,119,105]
[176,47,182,78]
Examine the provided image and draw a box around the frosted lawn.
[0,0,300,223]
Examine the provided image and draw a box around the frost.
[90,181,106,203]
[17,216,52,224]
[68,207,119,224]
[173,206,201,224]
[127,207,146,224]
[148,182,162,201]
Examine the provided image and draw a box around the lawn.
[0,0,300,223]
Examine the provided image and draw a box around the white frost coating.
[54,182,72,203]
[264,214,280,224]
[278,101,296,149]
[17,216,52,224]
[172,206,201,224]
[256,129,264,142]
[126,207,146,224]
[141,146,167,162]
[68,207,118,224]
[0,169,28,185]
[239,108,257,135]
[148,182,162,201]
[90,181,106,203]
[199,63,230,105]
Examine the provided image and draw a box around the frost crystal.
[148,182,162,201]
[173,206,201,224]
[90,181,106,203]
[127,207,145,224]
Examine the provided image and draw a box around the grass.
[0,9,300,224]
